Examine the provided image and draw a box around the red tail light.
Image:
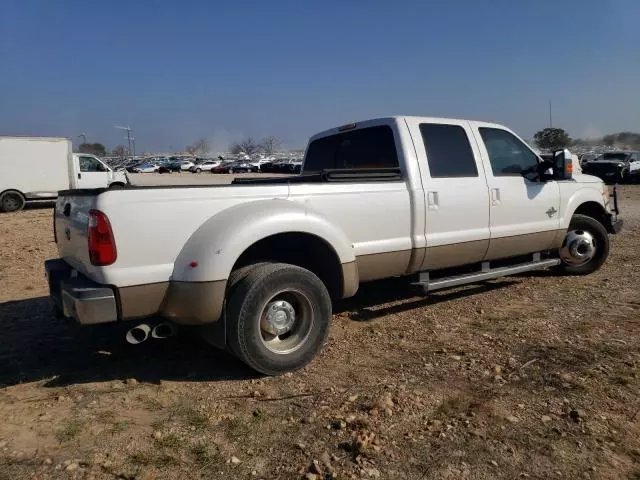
[88,209,117,266]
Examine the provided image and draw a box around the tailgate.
[54,193,100,280]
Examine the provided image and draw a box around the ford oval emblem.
[64,227,71,241]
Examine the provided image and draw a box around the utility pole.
[115,125,133,160]
[548,100,553,128]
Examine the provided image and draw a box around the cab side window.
[479,128,539,177]
[419,123,478,178]
[79,156,102,172]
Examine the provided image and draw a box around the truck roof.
[308,116,505,143]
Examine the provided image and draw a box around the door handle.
[78,173,82,179]
[427,191,439,209]
[491,188,501,205]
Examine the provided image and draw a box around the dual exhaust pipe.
[125,322,178,345]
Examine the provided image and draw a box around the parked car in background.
[231,161,255,173]
[261,158,294,173]
[125,162,142,173]
[210,160,254,173]
[180,161,195,171]
[288,159,303,174]
[135,163,159,173]
[582,151,640,183]
[190,161,221,173]
[210,161,236,173]
[157,164,173,174]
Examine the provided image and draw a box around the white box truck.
[0,136,128,212]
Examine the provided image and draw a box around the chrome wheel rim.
[560,229,596,266]
[259,290,314,355]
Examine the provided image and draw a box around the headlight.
[618,163,625,168]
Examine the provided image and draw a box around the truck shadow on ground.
[0,277,520,389]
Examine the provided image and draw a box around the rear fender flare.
[172,199,355,283]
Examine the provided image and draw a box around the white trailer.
[0,136,128,212]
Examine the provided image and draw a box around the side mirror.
[553,148,573,180]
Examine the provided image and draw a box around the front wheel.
[558,214,610,275]
[226,263,331,375]
[195,168,202,173]
[0,191,26,212]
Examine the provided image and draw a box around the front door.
[471,124,561,260]
[75,155,110,189]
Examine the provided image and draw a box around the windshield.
[600,153,630,161]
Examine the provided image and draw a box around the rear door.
[404,118,491,270]
[75,155,110,188]
[471,123,561,259]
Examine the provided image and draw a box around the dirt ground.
[0,187,639,480]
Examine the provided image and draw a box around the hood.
[572,172,605,184]
[588,159,628,166]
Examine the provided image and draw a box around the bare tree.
[261,136,280,154]
[231,137,260,156]
[113,145,127,159]
[185,138,210,156]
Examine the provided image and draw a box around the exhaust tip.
[151,322,178,340]
[125,324,151,345]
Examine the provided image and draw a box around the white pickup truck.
[45,116,622,375]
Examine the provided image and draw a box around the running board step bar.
[412,257,561,292]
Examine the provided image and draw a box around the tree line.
[186,136,281,157]
[534,128,640,150]
[74,135,283,159]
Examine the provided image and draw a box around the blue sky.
[1,0,638,152]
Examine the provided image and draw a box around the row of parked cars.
[578,150,640,184]
[126,157,303,174]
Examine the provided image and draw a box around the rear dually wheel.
[226,263,331,375]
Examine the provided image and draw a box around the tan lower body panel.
[341,261,359,298]
[355,250,411,282]
[118,282,169,319]
[484,230,562,261]
[160,280,226,325]
[420,239,489,271]
[118,280,226,325]
[550,228,567,250]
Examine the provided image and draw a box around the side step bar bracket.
[412,256,560,292]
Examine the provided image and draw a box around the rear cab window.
[303,125,399,174]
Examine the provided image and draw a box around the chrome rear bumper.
[44,259,118,325]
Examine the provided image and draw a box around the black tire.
[0,191,26,213]
[226,263,331,375]
[228,168,234,174]
[559,214,609,275]
[619,169,628,184]
[109,182,125,189]
[196,168,202,173]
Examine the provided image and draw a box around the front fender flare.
[171,199,355,283]
[560,186,607,229]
